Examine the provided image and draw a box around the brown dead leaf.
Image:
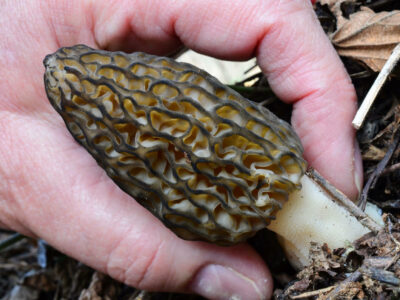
[362,144,386,161]
[331,7,400,72]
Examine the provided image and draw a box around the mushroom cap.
[43,44,306,245]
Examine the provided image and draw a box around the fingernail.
[190,264,267,300]
[353,139,363,197]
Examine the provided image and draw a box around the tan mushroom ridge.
[44,45,306,245]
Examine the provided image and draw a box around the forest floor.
[1,0,400,299]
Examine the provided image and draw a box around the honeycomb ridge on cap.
[44,44,306,245]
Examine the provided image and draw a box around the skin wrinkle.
[70,172,148,255]
[40,1,61,49]
[293,90,340,127]
[90,0,117,48]
[178,5,210,49]
[292,82,356,142]
[101,198,162,275]
[127,3,180,54]
[0,114,28,227]
[92,0,181,53]
[266,52,322,101]
[269,30,332,96]
[176,1,269,60]
[61,179,139,266]
[293,91,353,146]
[0,116,19,232]
[259,31,328,101]
[1,7,53,114]
[0,52,20,113]
[107,220,168,289]
[235,5,277,60]
[14,136,64,233]
[84,0,96,46]
[139,0,175,40]
[45,1,95,48]
[105,224,138,284]
[160,242,183,290]
[133,239,166,289]
[0,152,47,236]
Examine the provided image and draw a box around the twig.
[325,270,362,300]
[227,84,271,94]
[382,162,400,176]
[0,233,25,252]
[359,128,400,210]
[232,72,262,86]
[258,97,278,108]
[308,169,382,233]
[359,264,400,286]
[290,286,335,299]
[352,43,400,129]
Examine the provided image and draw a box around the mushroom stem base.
[267,172,383,270]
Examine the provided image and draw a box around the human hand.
[0,1,361,299]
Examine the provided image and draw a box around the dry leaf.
[331,7,400,72]
[362,144,386,161]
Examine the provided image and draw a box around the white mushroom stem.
[267,170,384,270]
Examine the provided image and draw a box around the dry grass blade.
[290,286,335,299]
[331,7,400,72]
[352,43,400,129]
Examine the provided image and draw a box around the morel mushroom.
[43,45,382,268]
